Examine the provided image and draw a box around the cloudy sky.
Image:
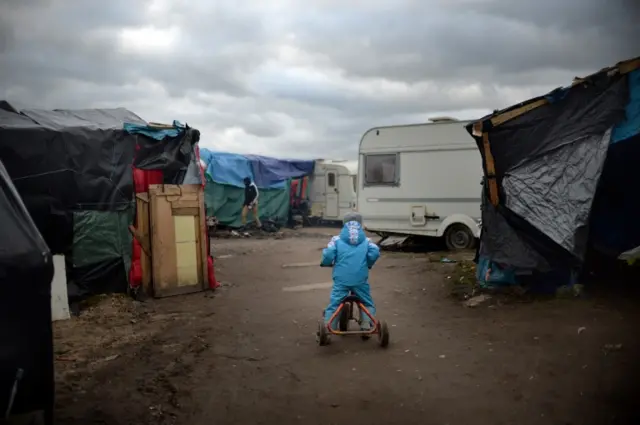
[0,0,638,160]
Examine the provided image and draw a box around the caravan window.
[327,172,336,187]
[364,154,398,186]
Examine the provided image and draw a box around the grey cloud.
[1,0,638,160]
[1,0,273,99]
[291,0,639,84]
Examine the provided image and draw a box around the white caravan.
[308,160,357,223]
[356,118,483,250]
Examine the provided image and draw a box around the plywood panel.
[148,184,208,297]
[150,186,178,295]
[174,215,199,287]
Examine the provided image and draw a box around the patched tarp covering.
[503,128,612,260]
[478,75,628,178]
[124,121,201,177]
[244,154,315,188]
[200,148,314,188]
[0,102,204,300]
[467,61,636,272]
[0,102,145,255]
[0,158,54,423]
[200,150,257,188]
[204,179,291,227]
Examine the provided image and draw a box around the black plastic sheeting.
[476,75,628,179]
[0,101,199,300]
[0,104,145,253]
[467,73,630,271]
[134,127,201,172]
[0,158,54,424]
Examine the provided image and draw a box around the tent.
[465,56,640,285]
[199,149,315,227]
[0,157,54,424]
[0,102,199,301]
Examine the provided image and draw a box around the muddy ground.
[54,229,640,425]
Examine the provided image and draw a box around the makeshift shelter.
[199,149,315,227]
[0,158,54,424]
[126,122,217,297]
[465,56,640,286]
[0,102,203,301]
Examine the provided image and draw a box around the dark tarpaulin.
[0,158,54,424]
[0,102,202,301]
[467,71,630,271]
[0,102,145,248]
[475,74,628,179]
[131,127,200,172]
[125,122,203,186]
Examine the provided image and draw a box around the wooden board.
[135,193,153,295]
[148,184,209,297]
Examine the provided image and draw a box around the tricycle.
[317,264,390,348]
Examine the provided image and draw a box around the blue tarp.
[244,154,315,188]
[123,120,185,140]
[611,70,640,144]
[476,256,516,288]
[200,150,257,188]
[200,148,314,189]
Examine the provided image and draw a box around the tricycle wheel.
[317,320,330,346]
[377,321,390,348]
[338,303,351,332]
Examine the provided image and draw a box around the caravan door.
[325,170,339,218]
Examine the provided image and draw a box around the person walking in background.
[241,176,261,229]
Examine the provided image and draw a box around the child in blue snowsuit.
[321,212,380,329]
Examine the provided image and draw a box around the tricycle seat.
[342,294,361,303]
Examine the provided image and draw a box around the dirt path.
[54,232,640,425]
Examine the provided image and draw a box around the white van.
[356,118,483,250]
[308,160,357,224]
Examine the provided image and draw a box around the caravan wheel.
[444,224,475,251]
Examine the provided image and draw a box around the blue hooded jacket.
[320,221,380,287]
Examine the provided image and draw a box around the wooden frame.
[130,184,209,298]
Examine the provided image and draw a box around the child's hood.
[339,221,366,246]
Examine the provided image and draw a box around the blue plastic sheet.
[244,154,315,188]
[200,150,255,188]
[123,120,185,140]
[611,70,640,144]
[199,149,314,189]
[476,256,516,288]
[544,86,570,104]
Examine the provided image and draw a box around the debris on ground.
[449,260,479,300]
[464,294,492,308]
[378,236,409,249]
[603,343,623,354]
